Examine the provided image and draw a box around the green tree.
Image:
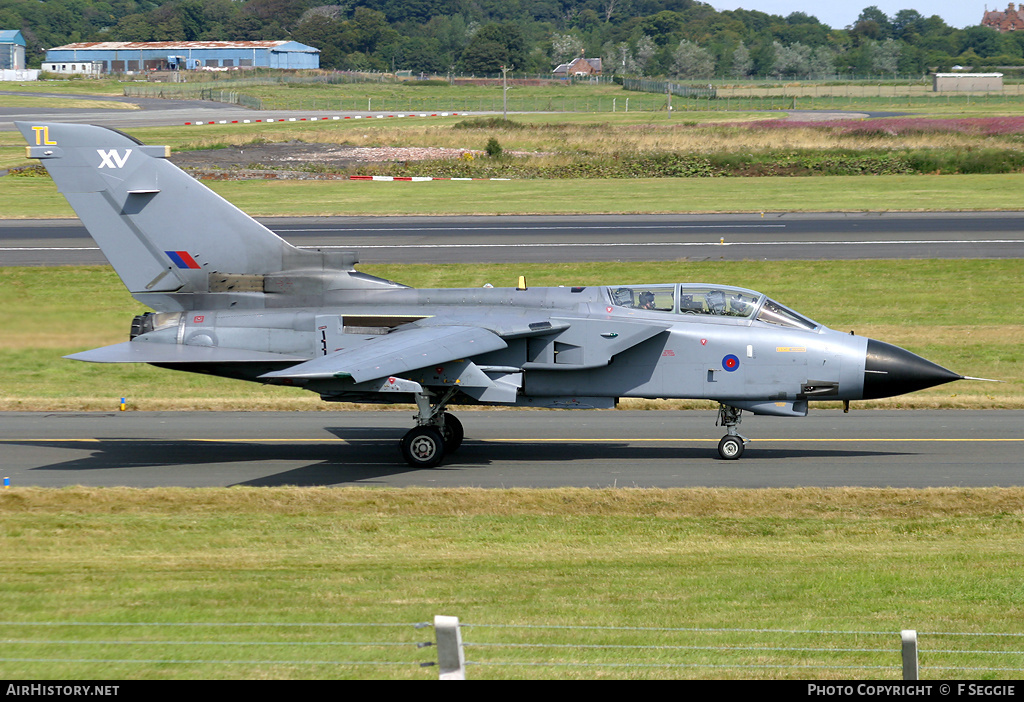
[292,17,351,69]
[808,46,835,77]
[350,6,397,54]
[422,14,471,68]
[638,11,685,46]
[770,41,811,77]
[111,13,157,41]
[731,40,752,77]
[749,35,775,76]
[958,26,1001,58]
[460,36,506,73]
[151,0,205,41]
[552,32,585,65]
[225,13,267,41]
[670,38,714,78]
[238,0,315,30]
[394,36,445,74]
[853,6,892,38]
[892,9,926,41]
[871,38,901,74]
[459,22,525,74]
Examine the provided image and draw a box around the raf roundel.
[722,354,740,372]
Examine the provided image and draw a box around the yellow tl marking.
[32,126,56,146]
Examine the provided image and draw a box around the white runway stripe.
[5,239,1023,253]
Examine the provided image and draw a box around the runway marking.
[6,239,1023,254]
[280,224,789,232]
[8,438,1024,444]
[314,239,1024,251]
[488,438,1024,443]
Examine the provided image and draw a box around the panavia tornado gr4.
[19,122,982,467]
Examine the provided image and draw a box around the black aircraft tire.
[401,427,446,468]
[441,413,464,453]
[718,435,744,460]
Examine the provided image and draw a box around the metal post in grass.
[901,629,919,680]
[435,615,466,680]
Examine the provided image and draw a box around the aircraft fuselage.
[126,282,953,417]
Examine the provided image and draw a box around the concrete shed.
[44,40,320,74]
[933,73,1003,92]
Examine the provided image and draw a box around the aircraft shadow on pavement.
[5,434,421,487]
[4,429,910,488]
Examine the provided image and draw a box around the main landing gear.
[716,404,749,460]
[399,390,463,468]
[397,395,751,465]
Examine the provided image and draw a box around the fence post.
[901,629,919,680]
[435,615,466,680]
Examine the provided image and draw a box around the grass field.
[121,75,1024,115]
[1,486,1023,679]
[5,173,1024,218]
[0,95,137,110]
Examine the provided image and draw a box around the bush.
[6,165,49,178]
[452,117,525,130]
[347,147,1024,180]
[485,137,503,158]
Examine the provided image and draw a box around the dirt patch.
[170,141,478,180]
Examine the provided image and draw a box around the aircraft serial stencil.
[18,122,989,467]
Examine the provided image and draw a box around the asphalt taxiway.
[4,211,1024,265]
[1,410,1020,489]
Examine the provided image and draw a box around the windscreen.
[756,299,819,330]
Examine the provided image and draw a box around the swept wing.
[66,341,305,364]
[259,324,508,383]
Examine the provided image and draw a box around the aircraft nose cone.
[862,339,963,400]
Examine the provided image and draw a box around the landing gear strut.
[716,404,749,460]
[399,389,462,468]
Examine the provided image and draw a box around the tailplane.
[17,122,394,310]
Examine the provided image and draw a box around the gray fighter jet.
[18,121,977,466]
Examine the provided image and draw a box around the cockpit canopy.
[606,284,819,331]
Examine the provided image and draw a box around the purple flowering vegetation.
[734,117,1024,137]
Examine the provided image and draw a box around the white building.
[41,60,104,76]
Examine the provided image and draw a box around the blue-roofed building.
[43,40,319,75]
[0,29,26,70]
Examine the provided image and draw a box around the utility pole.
[500,64,513,120]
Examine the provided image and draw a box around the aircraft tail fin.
[17,122,384,307]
